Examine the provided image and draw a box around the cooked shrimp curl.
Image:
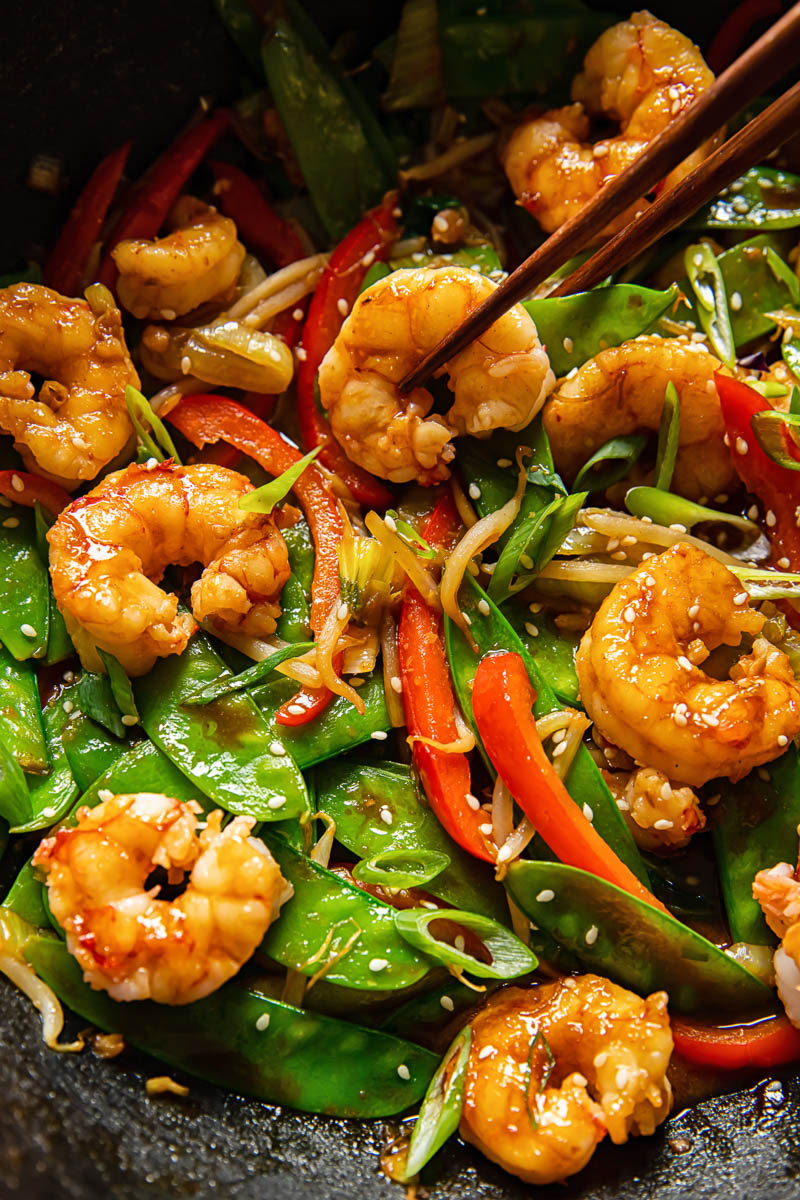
[577,543,800,787]
[0,282,138,488]
[48,460,291,675]
[33,793,291,1005]
[460,977,672,1186]
[754,855,800,1028]
[112,196,246,321]
[318,265,554,485]
[543,335,736,501]
[503,11,720,233]
[604,766,705,852]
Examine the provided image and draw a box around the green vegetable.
[382,0,445,110]
[489,491,587,603]
[394,907,537,980]
[3,861,48,928]
[125,385,182,464]
[750,409,800,472]
[684,243,735,366]
[403,1026,471,1179]
[24,932,437,1117]
[97,650,139,723]
[134,632,309,822]
[572,435,647,493]
[625,486,759,537]
[352,849,451,891]
[690,167,800,231]
[390,243,502,276]
[33,504,73,665]
[380,979,488,1042]
[183,642,314,705]
[0,505,49,660]
[0,734,30,827]
[359,261,392,293]
[502,598,580,706]
[75,670,129,739]
[276,516,314,643]
[260,834,432,991]
[730,564,800,601]
[61,704,128,791]
[654,381,680,491]
[76,737,205,811]
[506,860,774,1014]
[0,643,47,772]
[212,0,263,73]
[239,447,321,514]
[12,691,80,834]
[783,337,800,381]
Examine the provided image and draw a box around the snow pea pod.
[32,504,72,664]
[134,632,309,822]
[524,285,676,377]
[275,516,313,644]
[712,746,800,945]
[23,932,437,1117]
[3,860,47,928]
[380,979,487,1043]
[391,243,502,277]
[502,597,579,706]
[505,860,774,1015]
[78,737,208,812]
[212,0,262,73]
[312,760,507,922]
[0,505,49,660]
[61,704,128,792]
[0,735,30,826]
[689,167,800,231]
[12,691,80,834]
[0,643,47,772]
[260,833,432,991]
[445,575,650,887]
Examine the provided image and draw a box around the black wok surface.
[3,2,799,1196]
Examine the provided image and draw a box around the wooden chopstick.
[399,0,800,392]
[551,80,800,298]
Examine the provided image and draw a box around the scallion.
[394,907,538,980]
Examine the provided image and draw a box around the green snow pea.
[134,632,309,822]
[380,979,488,1043]
[212,0,263,73]
[502,597,580,706]
[32,504,72,664]
[184,642,314,706]
[61,704,128,792]
[488,491,587,604]
[689,167,800,231]
[684,242,735,366]
[445,575,649,887]
[712,746,800,945]
[275,516,313,643]
[391,243,502,277]
[0,735,30,826]
[12,692,80,834]
[260,833,432,991]
[75,670,129,739]
[311,760,507,922]
[506,860,773,1015]
[0,505,49,659]
[524,285,676,377]
[24,932,437,1117]
[3,861,47,928]
[78,737,209,812]
[0,642,47,772]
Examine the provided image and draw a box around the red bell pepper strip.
[0,471,71,517]
[296,196,400,508]
[275,652,343,727]
[715,372,800,570]
[165,392,342,632]
[672,1012,800,1069]
[97,109,230,289]
[208,160,307,269]
[398,491,493,863]
[706,0,782,73]
[197,392,278,470]
[472,651,668,910]
[43,140,131,297]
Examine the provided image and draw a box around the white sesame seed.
[766,510,777,527]
[732,197,750,214]
[621,535,637,547]
[477,1046,493,1060]
[552,729,567,744]
[2,517,19,528]
[19,623,37,638]
[440,995,455,1012]
[688,604,700,618]
[397,1064,410,1080]
[382,514,398,534]
[255,1013,271,1031]
[536,889,555,903]
[562,336,574,354]
[294,346,308,361]
[779,734,789,747]
[730,291,743,311]
[62,700,74,714]
[292,307,305,321]
[337,602,349,621]
[10,474,24,493]
[369,958,389,972]
[479,822,493,835]
[669,523,688,533]
[673,711,688,727]
[552,740,568,758]
[269,740,284,755]
[180,355,192,375]
[390,675,403,695]
[121,714,138,726]
[606,538,620,552]
[468,483,481,500]
[616,1066,633,1089]
[735,436,749,456]
[337,298,349,317]
[97,789,114,803]
[778,557,791,570]
[583,804,594,822]
[455,935,466,952]
[654,818,674,830]
[371,730,388,742]
[361,250,375,267]
[268,797,286,809]
[466,793,481,811]
[660,782,672,800]
[748,505,759,520]
[379,806,393,825]
[478,599,490,616]
[677,655,693,671]
[611,550,627,561]
[463,614,472,626]
[703,713,720,727]
[566,366,578,380]
[623,606,636,624]
[593,142,608,157]
[585,925,599,946]
[733,591,748,605]
[525,622,539,637]
[692,252,704,268]
[594,1051,608,1067]
[644,575,657,588]
[496,844,515,863]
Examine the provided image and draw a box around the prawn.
[502,11,720,234]
[317,265,554,485]
[0,282,138,489]
[543,335,736,501]
[605,766,705,852]
[48,459,291,676]
[577,542,800,787]
[32,792,291,1005]
[112,196,245,321]
[753,856,800,1028]
[460,976,672,1186]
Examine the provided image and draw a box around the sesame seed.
[660,782,672,800]
[479,822,493,835]
[735,436,749,455]
[730,291,743,311]
[19,623,37,638]
[606,538,620,552]
[536,889,555,903]
[611,550,627,561]
[379,806,393,825]
[478,599,490,615]
[294,346,308,361]
[440,995,455,1012]
[337,602,349,621]
[594,1051,608,1067]
[593,142,608,157]
[688,604,700,618]
[10,474,24,493]
[645,575,656,588]
[455,935,466,952]
[337,298,349,317]
[585,925,599,946]
[268,797,286,809]
[361,251,375,267]
[525,622,539,637]
[468,483,481,500]
[466,793,481,811]
[371,730,388,741]
[62,700,74,714]
[692,252,704,268]
[121,714,138,726]
[552,728,566,744]
[97,789,114,803]
[369,958,388,972]
[552,740,568,758]
[583,804,593,821]
[2,517,19,528]
[397,1064,410,1081]
[390,675,403,694]
[477,1046,493,1060]
[766,510,777,527]
[255,1013,271,1031]
[623,606,636,624]
[621,535,637,547]
[180,355,192,375]
[778,557,791,570]
[703,713,719,727]
[732,197,750,214]
[779,734,789,747]
[669,523,688,533]
[748,505,759,520]
[616,1066,632,1089]
[673,711,688,727]
[383,514,397,532]
[269,741,284,755]
[677,655,693,671]
[145,457,158,469]
[496,844,515,863]
[463,614,472,626]
[496,457,512,468]
[562,336,574,354]
[654,818,674,830]
[733,591,748,605]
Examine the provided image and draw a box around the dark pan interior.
[2,2,800,1196]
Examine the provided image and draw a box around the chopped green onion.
[98,649,139,723]
[625,486,759,538]
[684,243,735,366]
[792,384,800,417]
[385,510,437,560]
[394,907,538,980]
[239,447,321,514]
[572,433,648,493]
[750,409,800,472]
[403,1026,472,1180]
[75,672,128,739]
[764,247,800,306]
[125,385,183,465]
[488,491,587,604]
[748,380,790,399]
[731,564,800,599]
[352,849,451,892]
[654,381,680,490]
[183,642,315,705]
[783,336,800,381]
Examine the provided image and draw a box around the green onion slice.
[183,642,315,705]
[684,243,735,366]
[654,381,680,491]
[750,409,800,472]
[125,385,182,465]
[98,649,139,723]
[239,447,321,514]
[403,1026,472,1180]
[625,486,759,538]
[394,907,538,979]
[352,849,451,892]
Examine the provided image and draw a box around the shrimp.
[48,459,291,676]
[753,857,800,1027]
[460,976,672,1186]
[577,542,800,787]
[0,282,138,489]
[112,196,246,321]
[502,11,720,234]
[317,265,554,485]
[543,335,736,501]
[605,766,705,852]
[32,793,291,1005]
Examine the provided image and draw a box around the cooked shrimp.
[48,460,291,675]
[318,265,554,485]
[112,196,246,321]
[32,793,291,1005]
[577,542,800,787]
[460,977,672,1186]
[605,766,705,852]
[503,11,719,234]
[543,335,736,501]
[753,857,800,1027]
[0,283,137,489]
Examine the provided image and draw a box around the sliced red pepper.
[166,392,342,632]
[208,160,307,270]
[197,392,278,470]
[672,1012,800,1069]
[43,140,131,297]
[275,652,342,727]
[715,372,800,569]
[297,195,400,508]
[398,491,492,863]
[706,0,783,73]
[471,650,667,910]
[0,471,71,517]
[97,110,230,289]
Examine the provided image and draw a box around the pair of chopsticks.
[401,1,800,391]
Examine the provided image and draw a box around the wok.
[2,1,799,1196]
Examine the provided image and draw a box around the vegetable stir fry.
[5,0,800,1189]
